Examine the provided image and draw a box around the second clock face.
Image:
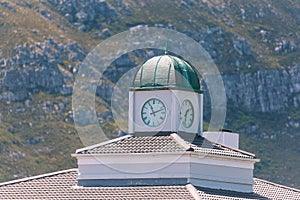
[180,99,194,128]
[141,98,166,127]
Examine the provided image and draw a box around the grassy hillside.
[226,107,300,188]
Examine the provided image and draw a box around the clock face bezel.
[179,99,194,128]
[141,98,167,127]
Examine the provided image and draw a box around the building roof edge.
[75,134,133,154]
[0,168,78,187]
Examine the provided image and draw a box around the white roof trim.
[72,152,187,158]
[0,168,77,186]
[75,134,133,154]
[73,151,259,162]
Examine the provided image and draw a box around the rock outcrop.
[1,36,299,113]
[0,23,298,113]
[0,38,86,101]
[182,26,255,70]
[46,0,119,32]
[221,64,300,112]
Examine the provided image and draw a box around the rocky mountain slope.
[0,0,299,188]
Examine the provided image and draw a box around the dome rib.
[153,55,164,85]
[166,59,172,85]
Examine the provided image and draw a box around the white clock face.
[180,99,194,128]
[141,98,166,127]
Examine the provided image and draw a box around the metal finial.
[164,40,169,55]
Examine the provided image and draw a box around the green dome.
[132,55,201,93]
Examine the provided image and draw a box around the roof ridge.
[170,133,191,150]
[204,137,256,158]
[186,184,201,200]
[75,134,133,154]
[254,178,300,193]
[0,168,77,187]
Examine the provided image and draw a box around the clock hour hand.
[149,104,156,116]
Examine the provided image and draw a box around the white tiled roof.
[0,169,299,200]
[81,135,186,154]
[76,134,256,159]
[0,169,194,200]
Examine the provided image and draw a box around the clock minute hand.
[184,109,190,118]
[152,108,165,115]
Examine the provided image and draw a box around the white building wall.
[190,162,254,192]
[75,152,256,192]
[202,131,239,149]
[78,162,189,180]
[128,90,134,133]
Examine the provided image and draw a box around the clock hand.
[184,109,190,118]
[151,108,165,115]
[149,104,156,116]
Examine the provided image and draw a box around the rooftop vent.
[201,131,239,149]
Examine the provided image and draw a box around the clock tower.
[128,53,203,136]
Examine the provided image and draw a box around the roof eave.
[72,151,259,162]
